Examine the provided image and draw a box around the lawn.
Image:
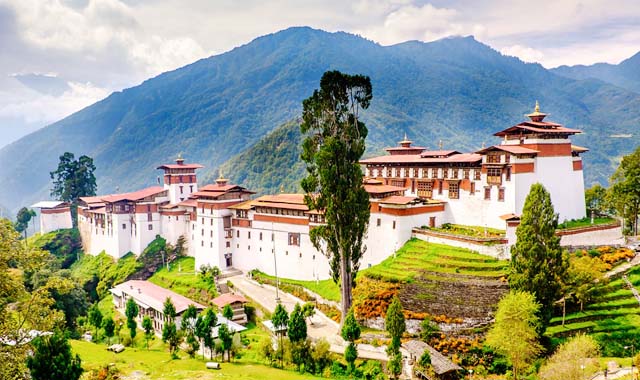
[557,217,617,230]
[72,322,322,380]
[148,257,218,305]
[253,271,341,302]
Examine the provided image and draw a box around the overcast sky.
[1,0,639,148]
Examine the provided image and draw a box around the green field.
[71,338,322,380]
[148,257,218,306]
[557,217,617,230]
[252,271,341,302]
[425,223,506,238]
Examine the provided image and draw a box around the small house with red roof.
[211,293,249,324]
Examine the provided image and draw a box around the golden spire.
[526,100,547,121]
[438,139,443,150]
[481,141,485,149]
[218,168,225,180]
[175,152,185,164]
[404,132,408,141]
[280,185,285,193]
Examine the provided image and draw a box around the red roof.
[177,199,197,207]
[192,184,254,199]
[420,150,460,158]
[100,186,166,203]
[476,145,539,155]
[361,153,481,165]
[379,196,418,205]
[111,280,205,314]
[212,293,248,308]
[364,184,406,193]
[156,163,204,170]
[494,121,581,137]
[252,194,309,211]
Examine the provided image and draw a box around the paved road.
[228,274,387,361]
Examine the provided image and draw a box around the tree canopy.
[125,298,139,339]
[538,334,599,380]
[486,291,542,380]
[49,152,97,227]
[15,207,36,239]
[287,303,307,343]
[300,70,372,320]
[27,331,83,380]
[609,146,640,235]
[509,183,567,326]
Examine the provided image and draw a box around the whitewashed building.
[76,103,587,280]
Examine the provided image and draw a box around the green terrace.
[148,256,219,306]
[547,266,640,355]
[361,239,509,283]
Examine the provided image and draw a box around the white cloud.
[0,79,109,125]
[500,45,545,63]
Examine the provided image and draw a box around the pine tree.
[385,295,406,379]
[509,183,567,326]
[300,70,372,322]
[49,152,97,227]
[102,317,115,345]
[142,316,153,350]
[162,298,180,356]
[222,304,234,321]
[272,303,289,367]
[125,298,139,340]
[88,305,103,341]
[27,331,83,380]
[287,303,307,343]
[341,308,361,373]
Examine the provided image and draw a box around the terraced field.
[547,266,640,356]
[360,239,509,321]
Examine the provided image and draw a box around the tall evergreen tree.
[125,298,139,340]
[385,296,406,379]
[14,207,36,239]
[287,303,307,343]
[509,183,567,326]
[199,308,217,360]
[341,308,361,373]
[181,304,199,358]
[272,303,289,367]
[300,70,372,321]
[27,331,83,380]
[142,316,153,350]
[609,146,640,234]
[217,323,234,362]
[162,298,180,355]
[88,305,103,341]
[49,152,97,227]
[102,317,115,345]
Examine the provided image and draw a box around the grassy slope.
[147,257,218,306]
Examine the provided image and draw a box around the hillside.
[552,52,640,94]
[2,27,640,209]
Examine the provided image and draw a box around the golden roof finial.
[438,139,443,150]
[177,152,183,160]
[218,168,224,180]
[404,132,408,141]
[481,141,485,149]
[535,100,540,113]
[280,185,285,193]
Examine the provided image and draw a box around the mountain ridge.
[1,26,640,211]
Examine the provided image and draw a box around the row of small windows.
[370,167,482,181]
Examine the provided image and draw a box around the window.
[438,181,443,195]
[474,169,481,181]
[487,167,502,184]
[417,181,433,198]
[190,185,193,192]
[487,153,501,164]
[452,169,458,179]
[498,187,505,201]
[201,217,204,224]
[271,233,274,241]
[392,221,396,229]
[448,182,459,199]
[248,231,251,239]
[463,169,470,180]
[236,230,239,238]
[376,218,381,226]
[201,229,204,236]
[484,187,491,200]
[505,154,510,163]
[391,179,404,187]
[288,233,300,246]
[210,231,213,237]
[505,167,511,181]
[180,185,183,194]
[259,232,263,241]
[122,223,126,230]
[226,242,230,248]
[210,242,213,248]
[147,213,152,222]
[470,182,475,195]
[211,219,213,226]
[443,168,448,179]
[148,224,153,230]
[201,240,204,247]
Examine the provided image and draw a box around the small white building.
[30,201,72,234]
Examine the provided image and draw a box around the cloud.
[500,45,545,63]
[0,78,109,125]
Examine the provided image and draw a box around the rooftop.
[110,280,205,314]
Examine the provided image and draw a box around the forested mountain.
[2,27,640,211]
[552,52,640,94]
